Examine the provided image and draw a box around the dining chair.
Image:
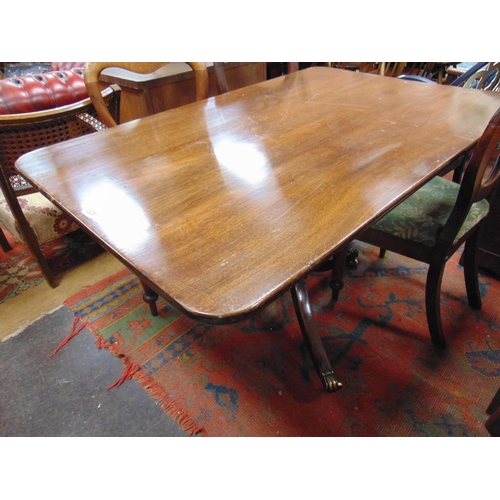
[462,62,500,91]
[443,64,500,182]
[378,62,406,77]
[330,106,500,349]
[0,85,121,288]
[84,62,209,128]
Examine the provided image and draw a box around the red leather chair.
[0,63,87,115]
[0,64,122,288]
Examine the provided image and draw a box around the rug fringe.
[94,336,112,349]
[82,323,203,435]
[107,362,140,390]
[49,303,203,434]
[134,369,204,436]
[49,317,86,357]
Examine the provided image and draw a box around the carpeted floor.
[58,242,500,436]
[0,305,188,436]
[1,228,499,437]
[1,228,186,436]
[0,229,103,305]
[0,229,125,341]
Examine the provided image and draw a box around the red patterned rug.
[63,242,500,436]
[0,229,103,303]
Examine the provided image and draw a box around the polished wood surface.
[16,67,500,324]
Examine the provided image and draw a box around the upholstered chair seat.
[371,175,490,247]
[0,190,79,246]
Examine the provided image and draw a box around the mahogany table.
[16,67,500,392]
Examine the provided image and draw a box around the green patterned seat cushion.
[371,175,490,247]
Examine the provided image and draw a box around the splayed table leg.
[291,279,342,393]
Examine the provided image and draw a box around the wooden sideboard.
[98,62,266,123]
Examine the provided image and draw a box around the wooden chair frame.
[463,62,500,92]
[84,62,209,128]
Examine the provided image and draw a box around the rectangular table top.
[16,67,500,323]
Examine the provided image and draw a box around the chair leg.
[485,388,500,435]
[463,230,482,310]
[425,260,447,349]
[485,387,500,437]
[485,408,500,436]
[25,234,59,288]
[0,227,12,252]
[12,215,58,288]
[2,193,59,288]
[486,387,500,415]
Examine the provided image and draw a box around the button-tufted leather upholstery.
[0,64,88,115]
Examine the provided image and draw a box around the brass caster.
[346,247,359,269]
[322,371,343,393]
[347,258,358,269]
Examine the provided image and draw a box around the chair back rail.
[450,62,488,87]
[379,62,406,77]
[440,107,500,247]
[463,62,500,91]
